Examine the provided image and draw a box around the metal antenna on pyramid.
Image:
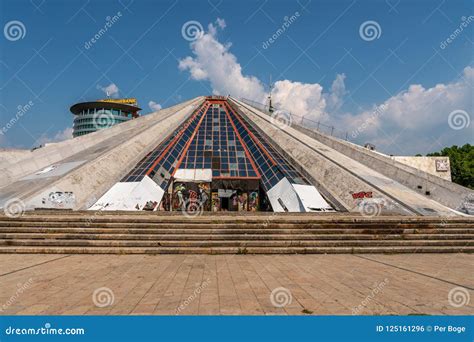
[267,75,275,113]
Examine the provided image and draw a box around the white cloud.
[178,21,266,101]
[216,18,226,29]
[179,56,209,80]
[325,73,347,113]
[344,66,473,154]
[178,19,473,155]
[98,83,120,98]
[178,19,345,123]
[148,101,162,112]
[37,127,73,146]
[208,18,227,37]
[272,80,327,121]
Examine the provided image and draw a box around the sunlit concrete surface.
[0,254,472,315]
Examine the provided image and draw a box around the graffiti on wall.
[41,191,75,208]
[248,191,259,211]
[234,192,248,211]
[211,192,220,212]
[172,182,210,211]
[435,159,449,172]
[351,191,373,200]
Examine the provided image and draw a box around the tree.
[426,144,474,189]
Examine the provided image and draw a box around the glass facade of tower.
[70,100,141,137]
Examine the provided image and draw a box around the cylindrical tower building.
[70,98,141,137]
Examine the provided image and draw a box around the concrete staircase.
[0,212,473,254]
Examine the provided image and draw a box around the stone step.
[0,210,355,216]
[0,227,472,235]
[1,215,472,225]
[0,233,473,241]
[1,239,472,248]
[0,221,472,229]
[1,213,472,254]
[0,221,474,230]
[0,246,472,254]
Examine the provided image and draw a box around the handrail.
[239,98,350,141]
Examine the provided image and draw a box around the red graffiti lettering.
[351,191,373,199]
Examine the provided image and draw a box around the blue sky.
[0,0,473,154]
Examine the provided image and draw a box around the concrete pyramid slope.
[230,97,473,216]
[0,97,204,211]
[0,95,472,217]
[0,97,199,187]
[289,117,473,212]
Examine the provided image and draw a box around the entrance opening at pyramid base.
[89,97,335,213]
[165,179,266,212]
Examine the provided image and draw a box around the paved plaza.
[0,254,472,315]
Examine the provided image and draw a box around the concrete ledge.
[2,212,474,223]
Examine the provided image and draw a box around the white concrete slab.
[89,176,164,211]
[292,184,333,212]
[267,177,304,212]
[174,168,212,182]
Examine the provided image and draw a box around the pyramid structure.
[89,96,331,212]
[0,96,472,216]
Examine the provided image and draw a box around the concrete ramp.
[230,98,469,217]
